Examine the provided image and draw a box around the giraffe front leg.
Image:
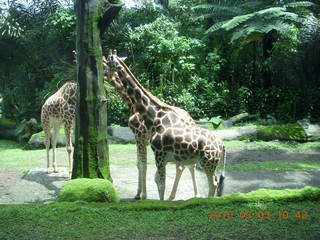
[168,164,184,201]
[134,143,147,200]
[155,153,166,200]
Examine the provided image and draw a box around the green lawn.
[0,187,319,240]
[0,139,319,171]
[226,160,320,172]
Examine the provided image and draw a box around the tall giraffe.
[41,81,77,174]
[104,50,226,200]
[103,54,199,200]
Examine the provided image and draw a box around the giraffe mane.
[116,56,174,111]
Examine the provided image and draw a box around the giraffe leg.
[205,171,217,197]
[188,164,200,198]
[64,124,73,177]
[168,164,185,201]
[52,122,60,173]
[135,140,147,200]
[43,125,51,174]
[154,153,166,200]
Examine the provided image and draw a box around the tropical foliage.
[0,0,319,126]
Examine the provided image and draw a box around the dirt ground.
[0,148,320,204]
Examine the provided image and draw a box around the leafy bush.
[60,178,120,203]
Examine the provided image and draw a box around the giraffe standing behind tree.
[41,81,77,175]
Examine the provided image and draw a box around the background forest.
[0,0,319,127]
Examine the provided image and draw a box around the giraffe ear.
[112,49,117,56]
[119,57,127,62]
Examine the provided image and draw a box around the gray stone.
[221,112,249,128]
[107,126,136,144]
[214,126,258,140]
[297,119,320,141]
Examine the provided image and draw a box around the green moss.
[257,124,306,141]
[59,178,119,203]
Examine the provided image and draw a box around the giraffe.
[104,50,226,200]
[103,54,199,200]
[41,81,77,175]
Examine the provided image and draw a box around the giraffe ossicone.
[105,50,226,200]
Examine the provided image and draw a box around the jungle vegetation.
[0,0,319,126]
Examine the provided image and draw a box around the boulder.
[0,119,18,140]
[221,112,249,128]
[214,126,258,140]
[297,119,320,141]
[107,126,136,144]
[24,129,75,150]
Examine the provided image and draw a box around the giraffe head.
[104,49,127,75]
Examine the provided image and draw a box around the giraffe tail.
[216,146,226,197]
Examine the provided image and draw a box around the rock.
[26,126,135,149]
[297,119,320,141]
[221,112,249,128]
[24,130,75,150]
[214,126,258,140]
[0,119,18,140]
[107,126,136,144]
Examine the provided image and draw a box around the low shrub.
[60,178,120,203]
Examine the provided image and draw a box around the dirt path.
[0,149,319,204]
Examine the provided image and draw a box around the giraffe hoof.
[141,194,147,200]
[167,196,175,201]
[134,195,141,200]
[53,169,59,173]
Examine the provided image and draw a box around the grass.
[226,160,320,172]
[0,139,319,170]
[224,140,320,152]
[0,187,319,240]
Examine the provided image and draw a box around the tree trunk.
[72,0,122,180]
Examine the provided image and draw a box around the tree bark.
[72,0,122,180]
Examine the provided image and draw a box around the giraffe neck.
[115,60,166,126]
[58,81,77,105]
[106,72,133,108]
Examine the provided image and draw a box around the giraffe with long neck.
[103,53,199,200]
[105,50,226,200]
[41,81,77,174]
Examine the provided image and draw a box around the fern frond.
[192,4,245,16]
[205,20,230,34]
[230,21,292,43]
[284,1,315,8]
[221,12,255,31]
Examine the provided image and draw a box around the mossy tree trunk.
[72,0,122,180]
